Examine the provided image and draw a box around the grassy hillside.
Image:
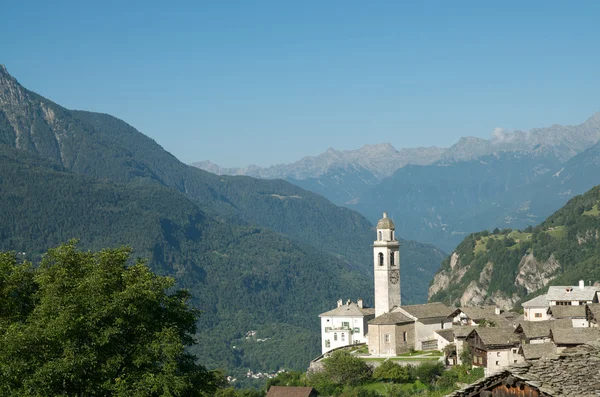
[429,184,600,307]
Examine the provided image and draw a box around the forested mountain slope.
[0,145,371,374]
[0,66,446,379]
[429,184,600,309]
[0,65,443,289]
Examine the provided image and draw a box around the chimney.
[494,307,501,315]
[346,299,351,306]
[358,298,363,309]
[579,280,585,290]
[383,212,388,218]
[337,299,343,308]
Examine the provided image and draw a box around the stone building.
[368,302,454,355]
[465,327,524,375]
[447,342,600,397]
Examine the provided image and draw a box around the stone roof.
[515,320,572,340]
[546,285,600,302]
[468,327,520,347]
[459,305,513,326]
[435,329,454,342]
[521,294,549,308]
[550,327,600,345]
[266,386,316,397]
[587,303,600,323]
[519,342,558,360]
[548,305,586,318]
[459,305,500,321]
[453,325,477,338]
[447,341,600,397]
[396,302,453,320]
[376,212,395,230]
[319,302,375,317]
[368,311,413,325]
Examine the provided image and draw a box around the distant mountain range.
[0,65,445,377]
[194,112,600,252]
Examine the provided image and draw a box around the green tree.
[0,242,218,397]
[322,350,372,387]
[412,362,444,386]
[372,360,412,383]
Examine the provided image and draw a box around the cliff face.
[428,247,561,310]
[428,186,600,309]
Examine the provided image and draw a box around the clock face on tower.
[389,270,400,284]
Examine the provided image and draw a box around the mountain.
[440,113,600,163]
[192,144,447,205]
[350,151,563,252]
[0,144,372,374]
[428,184,600,310]
[0,65,445,377]
[192,112,600,254]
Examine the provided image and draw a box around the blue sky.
[2,1,599,167]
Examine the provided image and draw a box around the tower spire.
[373,212,401,317]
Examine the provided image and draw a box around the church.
[319,212,455,355]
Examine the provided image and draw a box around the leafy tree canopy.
[0,242,219,397]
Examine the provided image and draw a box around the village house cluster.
[317,213,600,385]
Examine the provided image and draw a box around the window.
[325,340,330,348]
[353,327,360,333]
[390,252,395,266]
[440,321,444,329]
[534,313,542,318]
[342,322,349,328]
[514,360,517,363]
[384,334,390,343]
[392,231,395,240]
[495,361,499,366]
[497,352,501,357]
[379,252,384,266]
[378,231,382,241]
[512,349,517,354]
[334,333,337,341]
[341,333,345,341]
[403,331,407,342]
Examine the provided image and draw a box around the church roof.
[368,311,413,325]
[396,302,454,320]
[319,302,375,317]
[376,212,395,230]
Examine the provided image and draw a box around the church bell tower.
[373,212,401,317]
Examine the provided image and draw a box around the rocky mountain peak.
[0,65,28,106]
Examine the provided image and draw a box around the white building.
[522,295,551,321]
[521,280,600,321]
[319,299,375,353]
